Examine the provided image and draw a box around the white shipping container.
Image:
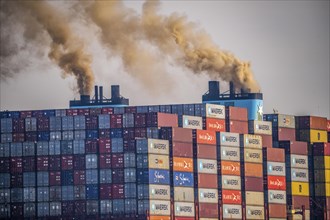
[244,148,263,163]
[149,184,170,200]
[219,132,240,147]
[205,104,226,119]
[241,134,262,149]
[174,187,194,202]
[267,190,286,204]
[278,114,295,128]
[289,155,308,169]
[267,162,286,176]
[149,200,171,216]
[197,159,217,174]
[245,191,264,205]
[246,206,265,220]
[182,115,203,130]
[148,139,169,155]
[222,204,242,219]
[221,175,241,190]
[220,146,240,161]
[290,168,309,182]
[174,202,195,217]
[249,120,272,135]
[198,188,218,203]
[148,154,169,170]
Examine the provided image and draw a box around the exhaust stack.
[94,85,99,103]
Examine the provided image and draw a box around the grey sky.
[1,1,329,119]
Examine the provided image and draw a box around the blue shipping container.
[173,171,194,187]
[148,169,170,185]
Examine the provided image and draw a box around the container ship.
[0,81,329,220]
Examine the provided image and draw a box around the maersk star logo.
[257,103,263,120]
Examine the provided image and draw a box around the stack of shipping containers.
[225,106,248,134]
[263,147,287,219]
[218,132,242,219]
[279,141,310,219]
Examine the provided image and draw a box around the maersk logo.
[224,179,239,185]
[246,152,260,159]
[225,208,240,214]
[151,143,167,150]
[151,188,168,195]
[293,171,307,178]
[199,162,215,170]
[223,150,238,157]
[246,138,260,145]
[184,119,200,126]
[270,192,284,200]
[222,135,237,143]
[268,165,284,172]
[176,205,192,213]
[256,124,270,130]
[200,192,216,199]
[248,209,262,216]
[152,204,168,211]
[208,107,223,115]
[292,158,306,165]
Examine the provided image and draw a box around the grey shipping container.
[62,131,74,140]
[0,173,10,188]
[0,143,10,157]
[37,142,49,156]
[86,200,98,215]
[1,118,12,133]
[146,127,159,139]
[112,199,125,215]
[0,204,10,218]
[74,185,86,200]
[49,186,61,201]
[37,172,49,186]
[114,107,125,114]
[86,169,98,184]
[0,189,10,203]
[37,187,49,202]
[112,138,124,153]
[136,154,148,169]
[98,114,110,129]
[11,188,23,202]
[124,168,136,183]
[61,140,73,154]
[49,117,62,131]
[137,185,149,200]
[124,152,136,168]
[49,202,61,216]
[10,142,22,157]
[1,133,12,143]
[24,203,36,217]
[73,115,86,130]
[23,172,36,187]
[23,187,36,202]
[124,183,137,199]
[74,130,86,140]
[50,131,61,141]
[100,200,112,214]
[138,199,149,215]
[55,109,66,117]
[62,116,74,130]
[125,199,137,214]
[137,106,148,113]
[123,113,135,128]
[99,169,112,184]
[23,142,35,156]
[25,118,37,132]
[49,141,60,155]
[73,140,85,154]
[62,186,74,201]
[37,202,49,216]
[86,154,98,169]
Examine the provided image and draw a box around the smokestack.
[111,85,120,100]
[230,81,235,97]
[209,81,220,98]
[80,95,90,104]
[94,85,98,103]
[99,86,103,103]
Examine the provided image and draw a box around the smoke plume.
[1,1,94,95]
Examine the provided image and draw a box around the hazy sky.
[1,1,329,119]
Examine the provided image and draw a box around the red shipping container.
[297,116,327,130]
[99,129,111,138]
[100,184,112,199]
[125,106,137,114]
[287,195,310,209]
[267,176,286,190]
[25,132,37,142]
[62,201,75,216]
[123,139,136,152]
[279,141,308,155]
[99,138,111,153]
[221,189,242,204]
[204,118,226,132]
[100,154,112,169]
[101,107,114,115]
[12,118,25,132]
[112,184,124,199]
[112,169,125,183]
[110,114,123,128]
[61,155,73,170]
[172,142,193,158]
[244,176,263,191]
[85,140,97,153]
[259,134,273,148]
[160,127,192,143]
[313,143,330,156]
[66,109,78,116]
[49,171,61,185]
[74,201,86,215]
[199,203,218,218]
[0,158,10,172]
[12,133,25,142]
[135,127,147,138]
[197,173,218,188]
[20,111,32,118]
[74,170,85,185]
[134,113,146,127]
[23,157,36,172]
[37,117,49,131]
[327,120,330,132]
[11,157,23,173]
[226,106,248,121]
[78,108,89,116]
[10,173,23,187]
[147,112,178,127]
[86,116,98,129]
[73,155,85,170]
[197,144,217,160]
[263,148,285,162]
[194,130,216,145]
[49,156,61,171]
[277,127,296,141]
[226,120,248,134]
[89,108,102,116]
[268,204,287,218]
[112,154,124,168]
[11,203,24,217]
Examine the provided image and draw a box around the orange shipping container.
[195,130,216,145]
[150,216,171,220]
[221,161,241,176]
[267,176,286,190]
[221,190,242,204]
[243,163,263,178]
[173,157,194,172]
[205,118,226,132]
